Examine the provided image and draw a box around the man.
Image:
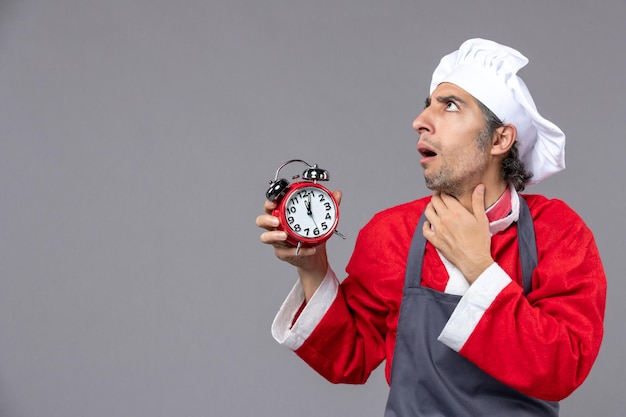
[256,39,606,416]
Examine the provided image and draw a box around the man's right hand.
[256,190,342,301]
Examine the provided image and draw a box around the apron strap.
[517,196,537,296]
[405,195,537,295]
[404,213,429,289]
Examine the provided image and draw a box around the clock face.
[283,185,338,242]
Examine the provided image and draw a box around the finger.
[439,192,461,209]
[264,199,279,214]
[423,201,438,224]
[259,230,288,245]
[422,219,436,241]
[429,193,446,214]
[332,190,343,206]
[472,184,487,219]
[256,213,280,230]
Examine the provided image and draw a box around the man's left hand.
[422,184,494,284]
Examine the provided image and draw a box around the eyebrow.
[424,95,469,108]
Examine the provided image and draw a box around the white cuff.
[438,263,512,352]
[271,268,339,350]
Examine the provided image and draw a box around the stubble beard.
[424,171,468,197]
[423,128,491,198]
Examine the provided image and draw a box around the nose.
[412,107,432,134]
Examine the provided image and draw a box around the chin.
[423,177,444,192]
[424,180,463,197]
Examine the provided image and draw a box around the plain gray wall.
[0,1,624,416]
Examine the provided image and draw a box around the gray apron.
[384,197,559,417]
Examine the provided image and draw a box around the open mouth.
[418,143,438,158]
[420,149,437,158]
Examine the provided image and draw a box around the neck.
[453,181,508,214]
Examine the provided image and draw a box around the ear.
[491,124,517,157]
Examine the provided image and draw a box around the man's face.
[413,82,491,197]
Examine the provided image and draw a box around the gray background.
[0,0,624,416]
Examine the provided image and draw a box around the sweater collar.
[487,184,520,235]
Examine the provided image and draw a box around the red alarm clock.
[266,159,344,254]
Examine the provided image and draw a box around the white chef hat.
[430,38,566,185]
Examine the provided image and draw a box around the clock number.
[289,197,299,206]
[325,213,332,220]
[303,228,320,236]
[324,202,331,211]
[318,194,326,202]
[287,216,294,224]
[288,206,297,214]
[298,190,314,199]
[321,222,328,231]
[293,224,301,232]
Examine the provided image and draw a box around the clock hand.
[306,193,321,229]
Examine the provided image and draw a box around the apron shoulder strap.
[517,196,537,296]
[404,213,428,289]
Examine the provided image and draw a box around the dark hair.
[476,100,533,191]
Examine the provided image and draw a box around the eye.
[445,101,459,112]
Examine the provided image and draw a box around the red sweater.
[273,193,606,402]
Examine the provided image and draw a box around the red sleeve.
[459,196,607,401]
